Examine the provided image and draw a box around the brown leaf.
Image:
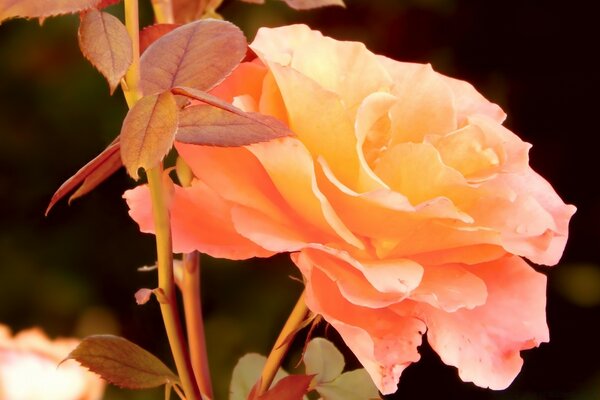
[139,23,181,54]
[0,0,98,23]
[177,104,291,147]
[78,9,132,94]
[139,19,246,96]
[67,335,179,389]
[120,91,179,179]
[173,86,293,144]
[45,138,121,216]
[281,0,345,9]
[257,374,315,400]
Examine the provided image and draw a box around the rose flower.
[125,25,575,394]
[0,325,105,400]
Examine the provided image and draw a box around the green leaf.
[304,337,344,384]
[67,335,179,389]
[120,91,178,179]
[229,354,288,400]
[139,19,246,96]
[316,369,381,400]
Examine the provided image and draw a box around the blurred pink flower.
[125,25,575,394]
[0,325,105,400]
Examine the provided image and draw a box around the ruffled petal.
[251,24,392,113]
[248,137,364,249]
[293,251,426,395]
[124,180,273,259]
[412,255,549,389]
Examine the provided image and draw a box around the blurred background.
[0,0,598,399]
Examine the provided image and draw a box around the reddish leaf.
[177,104,291,147]
[97,0,120,8]
[67,335,178,389]
[78,9,133,94]
[139,19,246,96]
[134,288,153,305]
[257,374,314,400]
[281,0,344,9]
[237,0,344,9]
[173,86,293,145]
[0,0,98,23]
[139,23,181,54]
[45,138,121,216]
[172,0,206,23]
[120,91,179,179]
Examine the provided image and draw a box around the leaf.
[172,86,293,145]
[45,138,121,216]
[134,288,153,305]
[78,9,132,94]
[140,23,181,54]
[230,354,288,400]
[67,335,179,389]
[0,0,98,23]
[97,0,120,9]
[315,369,380,400]
[281,0,345,9]
[177,104,291,147]
[258,374,314,400]
[120,91,178,179]
[303,338,344,384]
[237,0,345,10]
[139,19,246,96]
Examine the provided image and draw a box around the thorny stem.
[122,0,199,398]
[258,291,309,395]
[147,167,200,400]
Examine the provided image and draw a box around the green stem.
[258,291,309,395]
[182,252,213,399]
[147,166,200,400]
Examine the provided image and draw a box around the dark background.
[0,0,598,399]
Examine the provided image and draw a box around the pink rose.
[0,325,105,400]
[125,25,575,394]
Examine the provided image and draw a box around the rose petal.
[294,247,423,308]
[410,255,549,390]
[124,180,273,259]
[248,137,364,249]
[294,252,426,395]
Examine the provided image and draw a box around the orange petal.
[295,247,423,308]
[248,137,364,250]
[123,180,273,259]
[251,24,391,113]
[293,251,426,395]
[409,263,487,312]
[208,60,267,104]
[382,62,457,145]
[411,255,549,390]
